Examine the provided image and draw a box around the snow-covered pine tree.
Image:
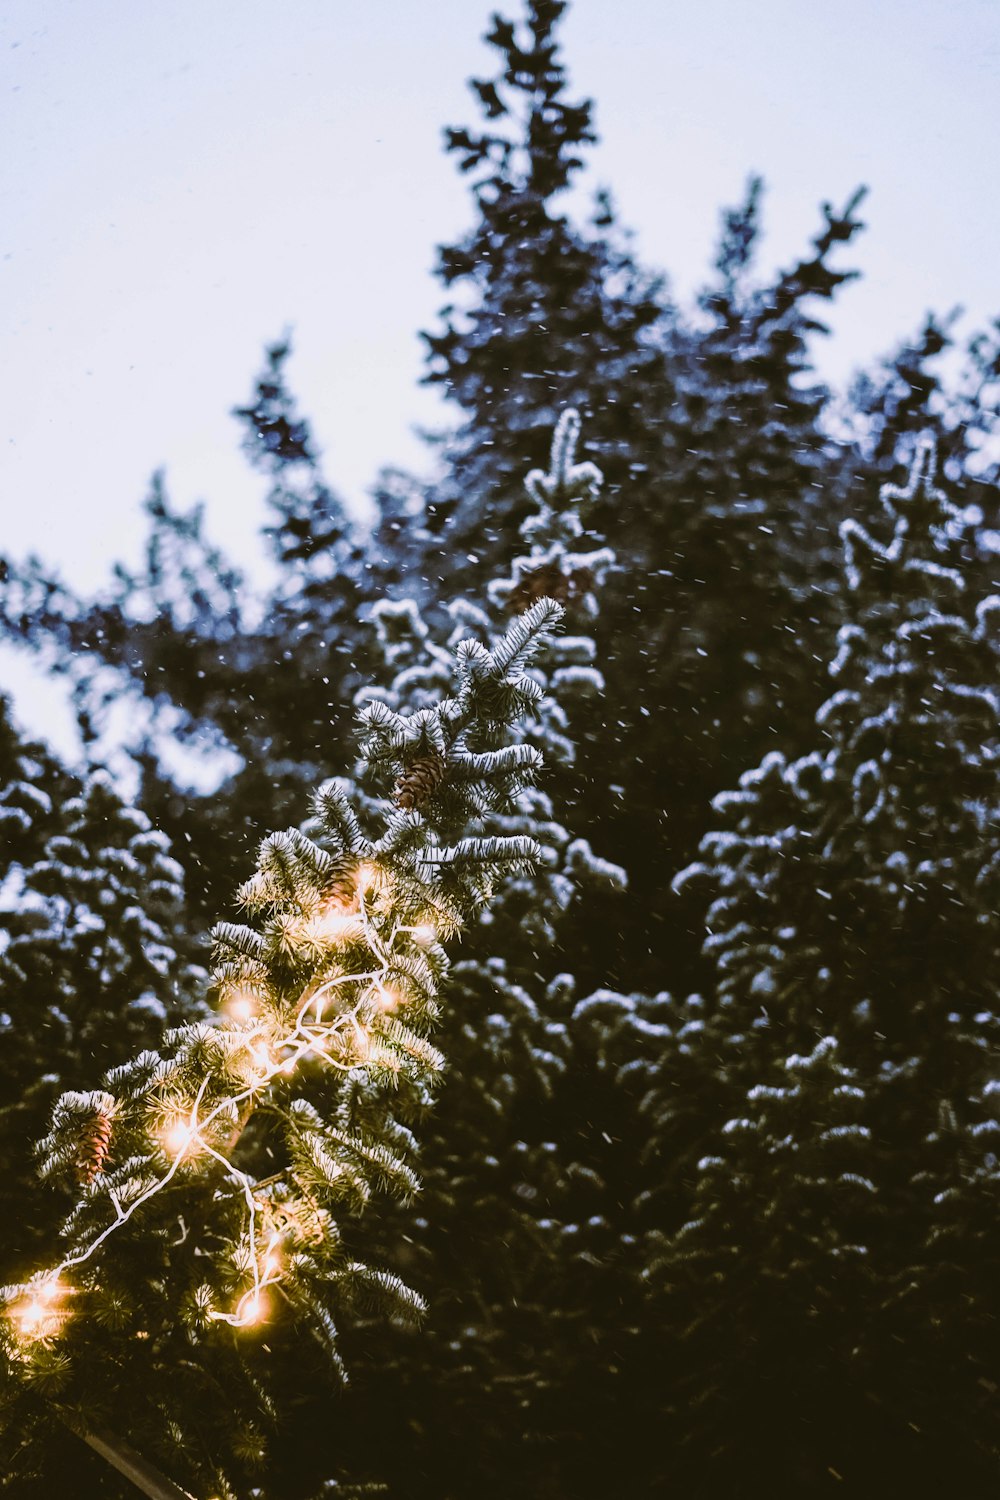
[418,1,877,1000]
[0,698,67,876]
[645,440,1000,1491]
[0,469,244,754]
[0,747,204,1294]
[0,342,384,943]
[616,178,869,993]
[326,410,634,1500]
[836,313,1000,618]
[420,0,666,579]
[0,470,261,940]
[234,338,377,614]
[5,0,996,1025]
[844,311,1000,494]
[0,594,568,1500]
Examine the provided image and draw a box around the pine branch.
[2,570,570,1497]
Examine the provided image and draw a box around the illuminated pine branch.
[0,590,565,1499]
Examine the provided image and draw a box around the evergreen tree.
[328,412,629,1500]
[420,0,667,581]
[233,338,378,615]
[609,179,868,994]
[1,9,998,1489]
[841,311,1000,547]
[0,591,571,1500]
[0,473,244,752]
[0,753,204,1291]
[641,440,1000,1491]
[419,1,876,999]
[0,700,67,874]
[7,0,996,1019]
[0,342,381,937]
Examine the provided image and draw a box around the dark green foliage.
[1,599,566,1498]
[0,734,204,1289]
[322,415,633,1500]
[634,443,1000,1490]
[418,1,883,1006]
[421,1,667,576]
[0,701,68,871]
[0,3,999,1496]
[0,339,386,940]
[234,339,376,607]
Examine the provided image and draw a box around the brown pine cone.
[322,856,362,912]
[74,1109,113,1186]
[394,750,447,811]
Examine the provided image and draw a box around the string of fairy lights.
[11,860,439,1343]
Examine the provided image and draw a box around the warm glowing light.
[311,908,360,943]
[239,1291,266,1326]
[18,1300,47,1335]
[35,1277,62,1306]
[374,984,402,1012]
[14,1277,65,1340]
[249,1041,273,1072]
[20,851,448,1347]
[227,992,256,1023]
[163,1120,195,1156]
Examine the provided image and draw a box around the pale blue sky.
[1,0,998,749]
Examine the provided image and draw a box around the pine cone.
[322,856,361,912]
[74,1108,113,1186]
[394,751,446,811]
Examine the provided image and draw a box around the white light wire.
[16,884,438,1334]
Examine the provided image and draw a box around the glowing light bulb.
[249,1041,273,1073]
[356,861,380,895]
[240,1291,266,1326]
[375,984,402,1013]
[14,1277,65,1340]
[18,1299,46,1335]
[227,992,256,1023]
[312,908,359,943]
[163,1120,194,1156]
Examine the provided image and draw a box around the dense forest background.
[1,3,998,1496]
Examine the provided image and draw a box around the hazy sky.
[1,0,998,746]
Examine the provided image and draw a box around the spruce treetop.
[422,0,666,537]
[442,1,594,208]
[676,437,998,1057]
[361,410,622,962]
[234,339,362,589]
